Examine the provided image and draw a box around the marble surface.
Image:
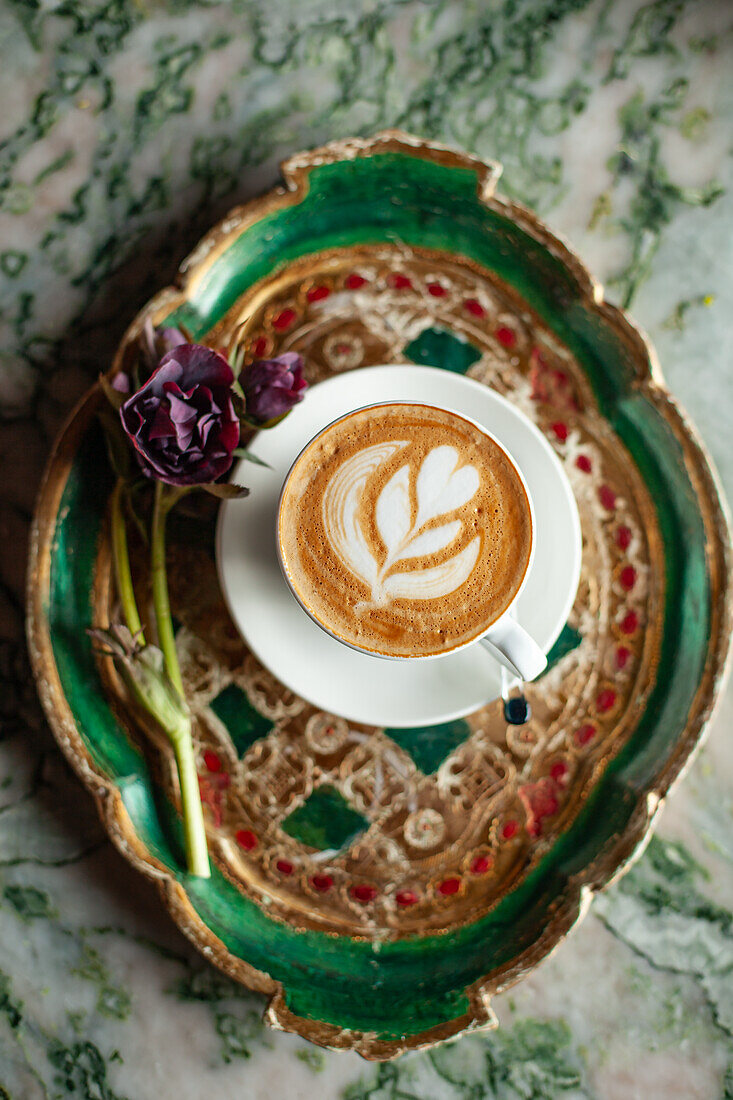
[1,0,732,1096]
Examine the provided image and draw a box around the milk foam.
[322,443,482,606]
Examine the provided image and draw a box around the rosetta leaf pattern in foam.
[392,519,462,564]
[323,442,481,608]
[322,441,408,590]
[415,447,479,530]
[375,464,411,559]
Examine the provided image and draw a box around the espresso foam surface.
[278,404,532,657]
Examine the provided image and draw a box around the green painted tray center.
[385,719,472,774]
[209,683,273,757]
[404,326,481,374]
[281,785,368,851]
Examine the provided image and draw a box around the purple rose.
[240,353,307,425]
[120,344,239,486]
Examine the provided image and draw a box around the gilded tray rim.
[26,130,733,1061]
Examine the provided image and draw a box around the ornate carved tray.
[28,132,731,1059]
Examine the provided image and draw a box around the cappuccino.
[278,403,532,658]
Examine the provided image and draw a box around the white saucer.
[217,366,581,728]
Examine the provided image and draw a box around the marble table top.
[1,1,732,1096]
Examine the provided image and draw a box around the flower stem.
[151,481,184,697]
[170,721,211,879]
[111,480,145,644]
[150,480,210,878]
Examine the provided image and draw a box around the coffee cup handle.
[478,618,547,682]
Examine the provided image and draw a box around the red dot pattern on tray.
[616,646,631,670]
[616,525,632,550]
[495,325,516,348]
[236,829,257,851]
[272,308,297,331]
[437,877,461,896]
[619,566,637,591]
[576,723,596,746]
[351,884,378,904]
[307,284,331,302]
[550,761,568,784]
[203,750,222,773]
[388,273,412,289]
[596,688,617,714]
[620,610,639,635]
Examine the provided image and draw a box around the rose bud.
[240,352,307,425]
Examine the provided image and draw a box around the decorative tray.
[28,131,731,1059]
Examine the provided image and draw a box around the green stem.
[111,480,145,643]
[150,481,210,878]
[171,723,211,879]
[151,481,184,697]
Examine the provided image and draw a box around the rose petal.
[145,359,184,397]
[198,414,216,447]
[166,391,197,422]
[159,345,234,390]
[148,405,175,440]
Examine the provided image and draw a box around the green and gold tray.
[28,132,731,1059]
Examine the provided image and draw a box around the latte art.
[278,404,533,658]
[322,443,481,607]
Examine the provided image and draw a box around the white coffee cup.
[276,402,548,682]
